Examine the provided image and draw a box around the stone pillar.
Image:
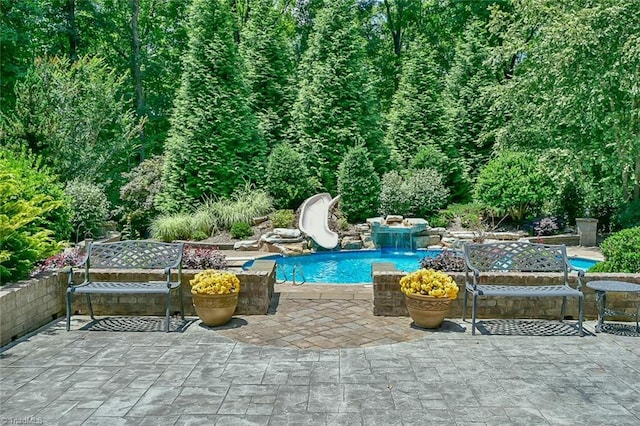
[576,218,598,246]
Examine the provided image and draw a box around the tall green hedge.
[158,0,265,213]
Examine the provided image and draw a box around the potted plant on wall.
[190,270,240,327]
[399,269,459,329]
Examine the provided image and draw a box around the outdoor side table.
[586,280,640,333]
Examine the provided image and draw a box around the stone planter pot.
[404,293,453,329]
[192,292,238,327]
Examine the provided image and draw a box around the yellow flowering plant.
[189,270,240,295]
[399,269,459,299]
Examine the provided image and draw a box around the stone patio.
[1,283,639,425]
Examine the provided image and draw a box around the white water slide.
[298,193,340,249]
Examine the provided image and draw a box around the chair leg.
[66,289,72,331]
[560,296,568,322]
[165,293,171,333]
[462,289,468,321]
[578,295,584,337]
[179,286,185,320]
[471,293,478,336]
[86,294,94,320]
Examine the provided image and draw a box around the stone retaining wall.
[373,264,640,321]
[0,261,276,347]
[0,274,63,347]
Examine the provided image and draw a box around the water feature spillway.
[369,217,429,250]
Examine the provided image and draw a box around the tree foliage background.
[1,0,639,278]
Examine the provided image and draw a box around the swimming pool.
[243,249,599,284]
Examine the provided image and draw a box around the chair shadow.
[597,323,640,337]
[79,316,196,333]
[474,319,594,337]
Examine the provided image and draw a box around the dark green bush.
[474,151,553,221]
[271,209,296,229]
[612,199,640,231]
[265,143,318,209]
[65,179,111,242]
[230,222,253,239]
[410,145,471,203]
[589,226,640,273]
[337,145,380,223]
[379,169,449,218]
[1,149,67,283]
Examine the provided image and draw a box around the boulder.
[233,240,260,251]
[384,215,404,224]
[273,228,302,239]
[341,236,362,250]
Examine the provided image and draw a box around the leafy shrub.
[425,214,450,229]
[337,145,381,223]
[474,151,553,221]
[1,150,67,283]
[118,156,164,239]
[182,247,227,269]
[271,209,296,229]
[379,169,449,218]
[65,180,111,243]
[7,56,142,205]
[31,247,84,277]
[589,226,640,273]
[419,250,465,272]
[533,216,561,236]
[265,143,319,209]
[410,145,471,203]
[230,222,253,239]
[433,203,497,230]
[201,183,273,230]
[150,213,197,242]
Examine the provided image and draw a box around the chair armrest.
[570,268,585,290]
[64,266,75,286]
[464,267,480,291]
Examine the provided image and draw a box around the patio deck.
[1,289,638,425]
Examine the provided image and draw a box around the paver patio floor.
[1,284,639,425]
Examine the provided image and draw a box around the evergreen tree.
[158,0,264,213]
[442,19,500,176]
[265,143,318,210]
[384,35,445,166]
[292,0,388,194]
[337,145,380,223]
[241,0,295,148]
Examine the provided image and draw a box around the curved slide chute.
[298,193,340,249]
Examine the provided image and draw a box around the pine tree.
[292,0,388,194]
[158,0,264,213]
[442,19,500,176]
[241,0,295,148]
[384,35,446,166]
[337,145,380,223]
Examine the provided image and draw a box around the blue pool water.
[243,249,599,284]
